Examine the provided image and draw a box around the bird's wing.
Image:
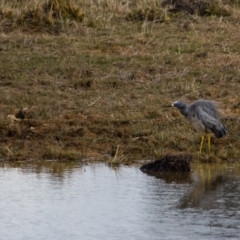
[201,101,219,118]
[197,107,227,138]
[196,106,221,130]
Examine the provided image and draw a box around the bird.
[172,99,227,153]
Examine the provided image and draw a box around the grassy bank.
[0,0,240,162]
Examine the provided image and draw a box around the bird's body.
[172,99,227,153]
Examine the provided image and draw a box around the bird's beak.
[162,104,172,108]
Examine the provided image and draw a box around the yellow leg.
[207,134,211,153]
[199,135,204,154]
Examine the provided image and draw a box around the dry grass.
[0,0,240,162]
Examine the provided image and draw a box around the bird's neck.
[179,108,189,117]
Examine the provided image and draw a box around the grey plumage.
[172,100,227,138]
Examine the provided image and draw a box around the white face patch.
[172,101,179,106]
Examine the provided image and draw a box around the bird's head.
[172,100,187,110]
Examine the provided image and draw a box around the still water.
[0,161,240,240]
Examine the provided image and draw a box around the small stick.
[88,97,101,107]
[6,147,14,155]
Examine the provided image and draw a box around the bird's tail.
[211,123,227,138]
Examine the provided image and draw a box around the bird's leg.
[207,134,211,153]
[199,135,205,154]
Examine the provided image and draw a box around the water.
[0,161,240,240]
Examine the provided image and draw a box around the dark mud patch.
[140,154,192,172]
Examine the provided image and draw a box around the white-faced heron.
[172,99,227,153]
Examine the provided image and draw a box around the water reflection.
[0,161,83,179]
[141,171,193,184]
[179,163,240,210]
[0,162,240,240]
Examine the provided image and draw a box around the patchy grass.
[0,0,240,162]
